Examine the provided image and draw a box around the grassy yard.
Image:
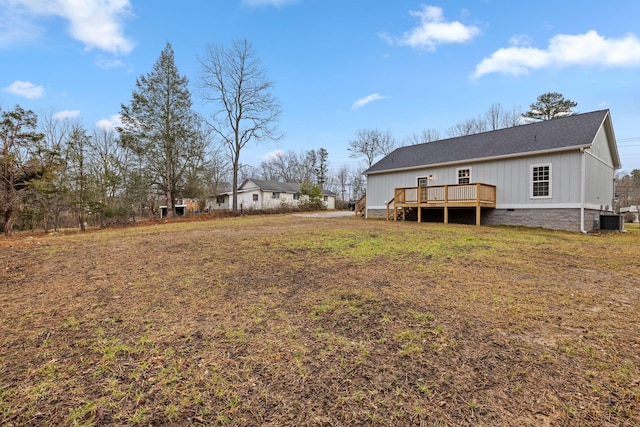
[1,215,639,426]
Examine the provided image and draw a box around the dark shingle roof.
[242,178,336,196]
[365,110,612,175]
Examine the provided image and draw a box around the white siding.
[366,150,584,210]
[223,190,336,211]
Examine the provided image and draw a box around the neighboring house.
[363,110,621,232]
[160,198,200,217]
[209,178,336,211]
[620,206,639,223]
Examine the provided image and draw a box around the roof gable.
[365,110,615,175]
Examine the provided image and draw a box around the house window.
[323,195,328,202]
[418,177,429,187]
[216,196,225,204]
[271,192,280,199]
[457,168,471,184]
[531,164,551,198]
[293,193,300,200]
[253,194,259,202]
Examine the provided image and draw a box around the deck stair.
[354,194,366,216]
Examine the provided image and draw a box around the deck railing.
[389,183,496,225]
[394,183,496,207]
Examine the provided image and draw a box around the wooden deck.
[386,183,496,225]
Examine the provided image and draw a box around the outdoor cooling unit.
[599,214,624,231]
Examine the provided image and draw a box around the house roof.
[240,178,337,197]
[365,109,620,175]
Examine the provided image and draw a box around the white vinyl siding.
[365,151,583,210]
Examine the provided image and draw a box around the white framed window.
[293,193,300,200]
[531,164,551,198]
[456,168,471,184]
[271,192,280,199]
[418,177,429,187]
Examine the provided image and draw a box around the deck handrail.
[387,183,496,225]
[394,183,496,206]
[385,197,395,220]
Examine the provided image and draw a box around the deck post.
[417,188,422,223]
[444,206,449,224]
[475,183,481,226]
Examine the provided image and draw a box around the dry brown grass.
[1,214,639,426]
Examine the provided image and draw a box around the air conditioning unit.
[599,214,624,231]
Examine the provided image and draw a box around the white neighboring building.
[209,178,336,211]
[620,206,639,222]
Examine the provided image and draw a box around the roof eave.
[602,111,622,169]
[364,144,591,176]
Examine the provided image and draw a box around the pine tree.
[523,92,577,121]
[0,105,44,235]
[119,43,204,217]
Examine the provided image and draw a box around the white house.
[363,110,621,232]
[620,206,639,223]
[209,178,336,211]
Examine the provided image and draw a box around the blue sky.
[2,0,640,172]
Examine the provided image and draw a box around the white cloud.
[242,0,298,7]
[2,0,135,55]
[385,5,480,50]
[3,80,44,99]
[53,110,80,120]
[95,56,125,69]
[474,30,640,78]
[263,149,285,160]
[351,93,386,111]
[96,114,123,130]
[0,6,42,47]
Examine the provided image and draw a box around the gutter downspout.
[580,148,587,234]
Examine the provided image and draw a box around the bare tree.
[89,126,126,227]
[485,103,505,131]
[447,117,487,137]
[260,150,296,182]
[447,103,524,139]
[501,104,524,128]
[203,142,231,197]
[403,128,441,146]
[348,128,395,168]
[350,166,367,200]
[199,38,282,214]
[29,111,71,232]
[333,164,351,202]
